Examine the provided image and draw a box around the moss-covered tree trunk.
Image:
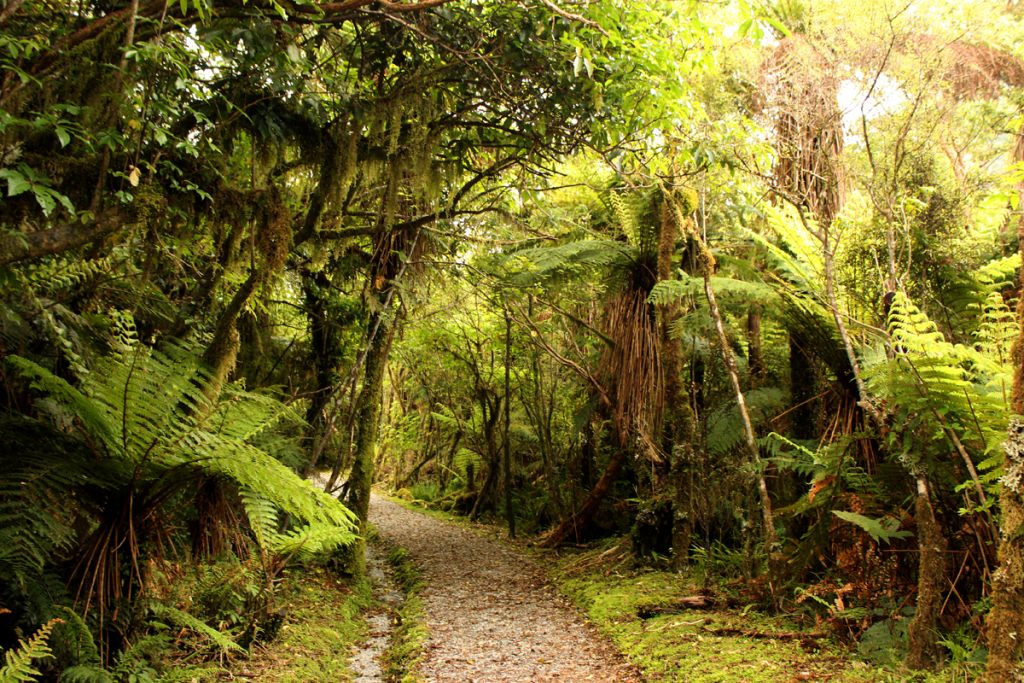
[657,197,695,568]
[984,128,1024,682]
[342,303,395,575]
[907,477,948,670]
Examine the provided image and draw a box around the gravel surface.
[369,495,641,683]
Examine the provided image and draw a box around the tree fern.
[5,332,357,628]
[10,347,355,531]
[508,239,632,286]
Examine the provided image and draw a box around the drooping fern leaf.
[831,510,911,545]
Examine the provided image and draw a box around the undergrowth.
[548,539,982,683]
[206,566,371,682]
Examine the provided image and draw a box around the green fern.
[831,510,911,545]
[58,665,114,683]
[863,292,1008,491]
[648,274,778,307]
[0,417,98,589]
[52,607,103,672]
[706,388,786,457]
[508,239,632,286]
[13,254,119,295]
[607,187,658,255]
[5,332,357,631]
[9,345,356,532]
[0,618,61,683]
[148,604,244,653]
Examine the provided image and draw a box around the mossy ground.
[550,542,984,683]
[380,545,428,683]
[240,567,371,682]
[167,566,372,682]
[379,494,985,682]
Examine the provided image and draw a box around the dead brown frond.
[910,35,1024,100]
[600,288,664,460]
[761,36,845,224]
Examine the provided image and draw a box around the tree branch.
[0,207,132,267]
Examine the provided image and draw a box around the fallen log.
[637,595,716,617]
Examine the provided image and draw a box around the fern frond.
[14,254,118,296]
[6,358,116,453]
[54,607,102,669]
[508,240,632,286]
[649,275,778,307]
[974,253,1020,291]
[59,665,114,683]
[271,524,358,561]
[148,604,243,653]
[0,418,99,588]
[240,491,280,552]
[707,388,787,456]
[0,618,61,683]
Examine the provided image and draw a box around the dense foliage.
[3,0,1024,679]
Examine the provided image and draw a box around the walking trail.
[369,495,641,683]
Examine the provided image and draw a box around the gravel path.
[369,495,641,683]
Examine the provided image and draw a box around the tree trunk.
[985,126,1024,681]
[906,477,948,670]
[342,305,395,575]
[301,268,344,477]
[201,268,259,399]
[986,418,1024,681]
[503,307,516,538]
[470,394,502,520]
[541,438,628,548]
[703,264,776,550]
[657,197,694,568]
[747,304,765,389]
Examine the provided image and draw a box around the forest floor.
[369,494,641,682]
[372,495,973,683]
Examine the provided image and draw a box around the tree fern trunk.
[657,198,694,568]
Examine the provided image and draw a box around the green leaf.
[0,168,31,197]
[832,510,911,545]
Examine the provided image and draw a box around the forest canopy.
[3,0,1024,680]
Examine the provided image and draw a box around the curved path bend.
[369,495,641,683]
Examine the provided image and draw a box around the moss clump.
[381,546,428,683]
